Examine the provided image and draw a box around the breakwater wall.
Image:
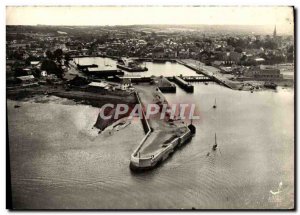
[133,91,151,134]
[130,127,192,171]
[84,70,124,78]
[130,89,194,171]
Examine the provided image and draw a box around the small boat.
[117,58,148,72]
[264,82,277,89]
[204,82,208,85]
[14,105,21,108]
[213,98,217,109]
[212,133,218,151]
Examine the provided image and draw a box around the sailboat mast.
[215,133,217,145]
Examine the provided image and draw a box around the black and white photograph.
[6,5,295,210]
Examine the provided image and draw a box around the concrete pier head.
[130,84,195,171]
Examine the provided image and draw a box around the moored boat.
[117,58,148,72]
[264,82,277,89]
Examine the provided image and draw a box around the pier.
[83,67,124,78]
[165,75,213,83]
[168,76,194,93]
[177,59,234,89]
[76,63,98,70]
[116,76,152,83]
[180,75,213,82]
[130,85,194,171]
[115,56,177,63]
[157,77,176,93]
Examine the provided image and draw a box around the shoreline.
[7,81,195,171]
[177,59,294,91]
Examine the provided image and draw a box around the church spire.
[273,25,277,38]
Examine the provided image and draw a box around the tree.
[46,50,54,60]
[53,49,63,61]
[240,55,247,62]
[263,40,277,50]
[14,68,28,77]
[234,47,243,53]
[32,68,41,78]
[64,53,71,61]
[40,60,63,78]
[25,56,40,66]
[287,45,294,53]
[287,53,294,62]
[12,51,24,60]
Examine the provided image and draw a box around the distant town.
[6,25,294,91]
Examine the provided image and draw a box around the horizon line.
[6,23,280,26]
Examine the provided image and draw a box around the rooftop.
[17,75,35,81]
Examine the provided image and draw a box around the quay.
[82,67,124,78]
[177,59,234,89]
[117,75,212,85]
[168,76,194,93]
[116,76,152,83]
[157,76,176,93]
[180,75,213,82]
[132,57,177,63]
[76,63,98,70]
[130,85,195,171]
[165,75,213,83]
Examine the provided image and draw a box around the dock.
[76,63,98,70]
[181,75,213,82]
[157,77,176,93]
[116,75,152,83]
[168,76,194,93]
[82,67,124,78]
[117,57,177,63]
[177,59,234,89]
[130,85,195,171]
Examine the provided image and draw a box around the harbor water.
[8,57,294,209]
[75,57,199,77]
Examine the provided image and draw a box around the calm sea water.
[8,58,294,209]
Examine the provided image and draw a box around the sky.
[6,6,294,34]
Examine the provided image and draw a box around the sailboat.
[212,133,218,151]
[213,98,217,109]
